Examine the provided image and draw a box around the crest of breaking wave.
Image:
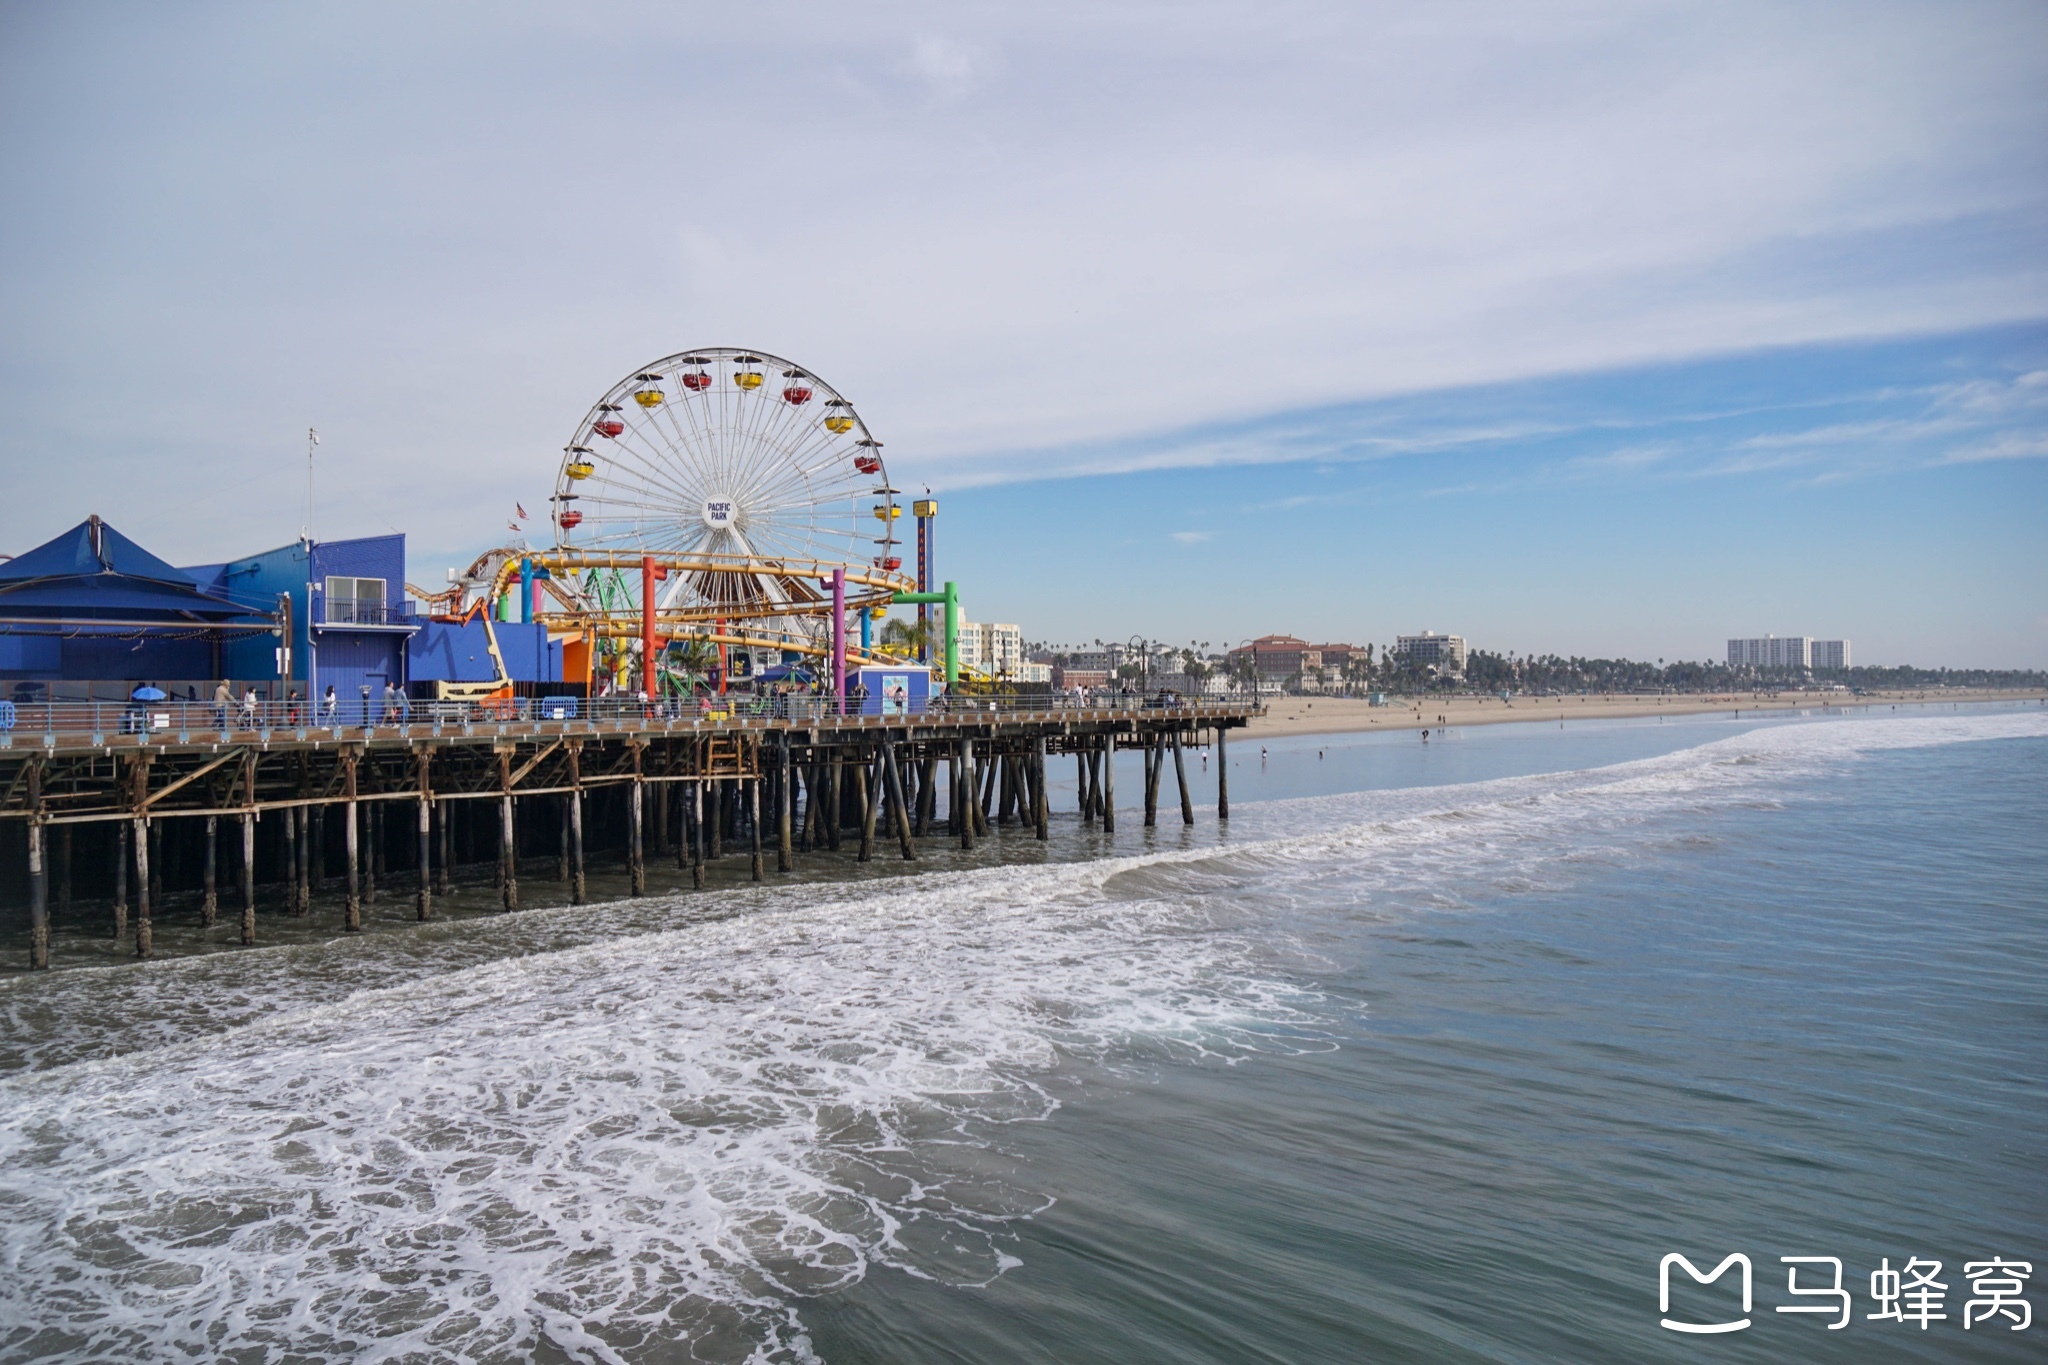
[0,708,2037,1363]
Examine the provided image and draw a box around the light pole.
[1125,634,1151,695]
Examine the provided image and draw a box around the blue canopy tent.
[756,662,817,684]
[0,515,278,699]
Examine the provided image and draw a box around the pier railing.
[0,692,1254,745]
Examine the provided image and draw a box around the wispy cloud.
[1168,530,1213,544]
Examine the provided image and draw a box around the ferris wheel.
[551,347,899,628]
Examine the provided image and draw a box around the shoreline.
[1239,688,2048,740]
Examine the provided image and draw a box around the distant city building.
[1727,636,1835,669]
[951,620,1024,678]
[1396,631,1468,675]
[1017,661,1052,684]
[1811,639,1852,670]
[1226,634,1363,680]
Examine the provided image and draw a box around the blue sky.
[944,325,2048,664]
[1,2,2043,663]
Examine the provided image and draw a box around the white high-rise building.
[1727,636,1834,669]
[1397,631,1468,675]
[948,620,1025,678]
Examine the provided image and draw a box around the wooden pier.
[0,701,1256,968]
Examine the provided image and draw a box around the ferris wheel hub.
[701,496,737,531]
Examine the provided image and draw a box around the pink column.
[831,568,847,710]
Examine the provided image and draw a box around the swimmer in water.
[1422,729,1430,742]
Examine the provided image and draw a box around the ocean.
[1,703,2042,1362]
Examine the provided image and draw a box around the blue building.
[185,533,420,706]
[407,618,562,687]
[0,516,275,702]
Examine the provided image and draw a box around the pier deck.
[0,698,1259,968]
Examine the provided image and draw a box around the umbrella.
[130,686,168,701]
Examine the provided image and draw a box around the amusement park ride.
[408,348,958,704]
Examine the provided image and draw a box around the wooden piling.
[133,815,152,959]
[827,753,844,851]
[1172,732,1194,826]
[1216,730,1229,821]
[1095,737,1113,833]
[709,780,724,860]
[239,754,256,944]
[202,815,218,926]
[343,756,361,932]
[627,746,645,898]
[435,795,453,896]
[1033,737,1049,841]
[113,821,128,942]
[856,755,876,862]
[293,804,311,916]
[1143,737,1161,828]
[749,776,764,881]
[26,761,47,970]
[568,744,586,905]
[560,794,573,882]
[777,738,793,872]
[415,751,434,921]
[239,811,256,945]
[366,801,380,903]
[504,796,523,912]
[881,740,917,860]
[690,774,705,888]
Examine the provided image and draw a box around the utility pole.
[305,428,319,543]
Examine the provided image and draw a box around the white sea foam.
[0,708,2038,1362]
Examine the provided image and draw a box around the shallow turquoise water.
[1,704,2041,1361]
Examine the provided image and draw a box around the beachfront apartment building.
[1810,639,1852,670]
[953,620,1025,678]
[1396,631,1468,675]
[1726,636,1848,670]
[1728,636,1809,668]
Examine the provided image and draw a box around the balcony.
[313,595,417,629]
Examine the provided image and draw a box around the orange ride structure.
[420,348,959,702]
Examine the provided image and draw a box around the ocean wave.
[0,708,2038,1362]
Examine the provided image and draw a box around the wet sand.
[1242,688,2048,739]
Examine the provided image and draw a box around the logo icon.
[1661,1253,1753,1334]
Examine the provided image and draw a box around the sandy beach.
[1241,688,2048,739]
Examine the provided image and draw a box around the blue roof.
[0,516,196,586]
[0,517,272,625]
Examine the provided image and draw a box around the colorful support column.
[641,555,659,700]
[519,557,534,625]
[831,567,847,709]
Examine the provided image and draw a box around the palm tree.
[878,616,931,658]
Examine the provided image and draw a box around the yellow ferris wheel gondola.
[733,354,764,391]
[633,371,665,407]
[823,399,856,434]
[565,445,596,480]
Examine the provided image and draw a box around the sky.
[1,1,2043,665]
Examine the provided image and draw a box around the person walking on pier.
[212,679,233,728]
[322,685,338,726]
[382,681,402,722]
